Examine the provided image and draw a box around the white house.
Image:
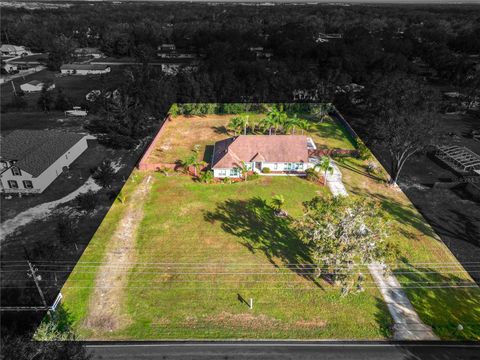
[73,47,103,59]
[0,130,89,194]
[1,62,17,73]
[20,80,55,93]
[60,64,111,75]
[211,135,317,178]
[0,44,31,57]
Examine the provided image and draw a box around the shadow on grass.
[394,257,480,340]
[212,125,229,135]
[374,296,394,338]
[204,197,323,288]
[335,157,385,182]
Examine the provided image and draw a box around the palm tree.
[297,119,311,135]
[227,116,243,136]
[271,194,285,212]
[260,115,276,135]
[285,114,301,134]
[312,103,333,123]
[181,153,206,177]
[314,156,334,185]
[240,161,249,181]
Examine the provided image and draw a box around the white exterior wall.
[213,168,241,178]
[0,137,89,193]
[61,68,111,75]
[260,162,311,172]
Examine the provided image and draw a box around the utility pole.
[11,81,16,96]
[27,260,48,308]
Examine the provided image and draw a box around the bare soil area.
[83,175,152,333]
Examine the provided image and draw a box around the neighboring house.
[73,47,104,59]
[60,64,111,75]
[157,44,197,59]
[0,130,89,194]
[211,135,317,178]
[1,62,17,73]
[0,44,31,57]
[20,80,55,92]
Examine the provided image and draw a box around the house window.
[230,168,239,177]
[284,163,292,171]
[23,180,33,189]
[7,180,18,189]
[218,169,227,176]
[296,163,304,170]
[11,167,21,176]
[273,163,278,170]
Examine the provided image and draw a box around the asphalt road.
[85,342,480,360]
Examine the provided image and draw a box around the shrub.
[262,167,271,173]
[200,170,214,183]
[305,168,320,182]
[366,161,379,175]
[247,173,260,181]
[93,160,116,188]
[356,139,370,160]
[75,191,97,212]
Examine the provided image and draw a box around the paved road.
[85,342,480,359]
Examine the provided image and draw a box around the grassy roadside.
[61,171,145,336]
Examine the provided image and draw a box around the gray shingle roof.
[1,130,86,177]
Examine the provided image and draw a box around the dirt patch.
[145,115,234,164]
[83,175,153,333]
[294,318,328,329]
[200,311,281,330]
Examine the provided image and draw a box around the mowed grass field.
[145,114,355,165]
[64,174,392,340]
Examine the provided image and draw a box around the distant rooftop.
[1,130,86,177]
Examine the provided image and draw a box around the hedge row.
[168,103,323,116]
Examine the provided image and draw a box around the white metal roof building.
[436,145,480,173]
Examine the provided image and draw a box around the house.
[73,47,104,59]
[1,62,17,73]
[0,130,89,194]
[157,44,197,60]
[211,135,317,178]
[20,80,55,93]
[60,64,111,75]
[0,44,31,57]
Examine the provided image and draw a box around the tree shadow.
[335,157,385,182]
[212,125,229,135]
[393,257,480,340]
[204,197,323,288]
[374,296,394,338]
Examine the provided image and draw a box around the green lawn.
[336,156,480,340]
[59,108,479,341]
[63,174,392,340]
